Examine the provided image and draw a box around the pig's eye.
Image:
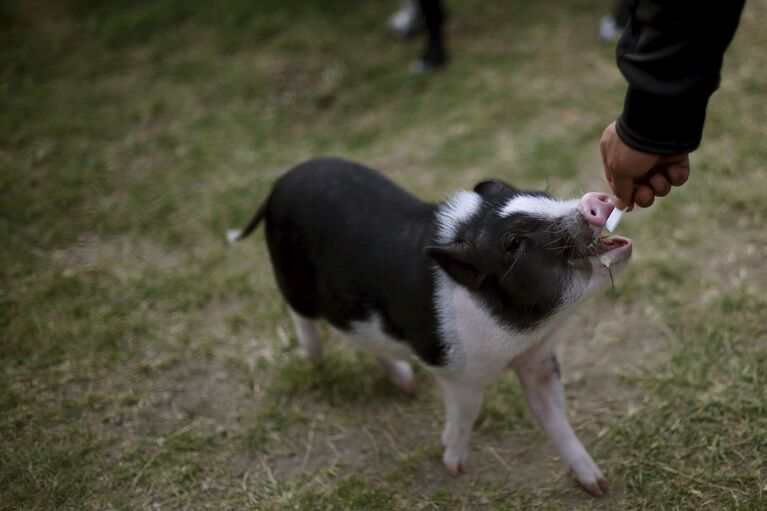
[506,235,524,252]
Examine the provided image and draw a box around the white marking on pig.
[376,357,416,391]
[335,313,415,361]
[435,191,482,244]
[288,307,323,361]
[434,272,552,384]
[499,195,578,220]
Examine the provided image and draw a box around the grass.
[2,0,766,509]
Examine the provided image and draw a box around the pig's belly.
[332,313,415,361]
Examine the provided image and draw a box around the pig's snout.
[578,193,615,228]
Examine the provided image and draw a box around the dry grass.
[1,0,766,509]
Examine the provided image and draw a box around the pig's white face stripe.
[499,195,578,220]
[436,191,481,244]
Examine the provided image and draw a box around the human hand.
[600,122,691,210]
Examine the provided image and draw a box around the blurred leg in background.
[411,0,447,73]
[388,0,448,74]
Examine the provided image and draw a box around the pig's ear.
[473,179,516,197]
[425,242,486,289]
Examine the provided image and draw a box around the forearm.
[616,0,746,154]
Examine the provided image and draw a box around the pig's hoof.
[578,475,608,497]
[440,424,455,448]
[443,446,469,477]
[570,459,608,496]
[377,358,416,392]
[389,360,416,392]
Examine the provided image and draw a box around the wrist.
[618,87,709,155]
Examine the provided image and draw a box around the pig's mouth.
[585,235,631,256]
[583,235,632,267]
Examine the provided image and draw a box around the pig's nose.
[578,193,615,228]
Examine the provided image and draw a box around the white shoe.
[599,15,623,42]
[388,0,423,38]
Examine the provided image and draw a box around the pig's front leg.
[436,376,486,476]
[513,346,608,496]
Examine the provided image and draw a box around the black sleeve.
[615,0,746,155]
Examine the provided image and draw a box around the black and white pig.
[228,157,632,495]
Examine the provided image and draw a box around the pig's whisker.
[500,258,520,284]
[544,224,570,235]
[544,236,577,250]
[545,242,578,255]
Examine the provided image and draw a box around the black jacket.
[616,0,746,155]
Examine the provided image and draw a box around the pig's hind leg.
[330,315,416,392]
[376,357,416,392]
[513,345,608,496]
[288,308,323,362]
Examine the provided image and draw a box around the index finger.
[609,172,635,211]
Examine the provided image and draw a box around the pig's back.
[264,158,440,343]
[269,157,433,231]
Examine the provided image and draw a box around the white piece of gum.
[605,207,627,233]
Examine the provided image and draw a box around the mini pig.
[228,157,632,495]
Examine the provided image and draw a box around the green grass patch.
[608,290,767,509]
